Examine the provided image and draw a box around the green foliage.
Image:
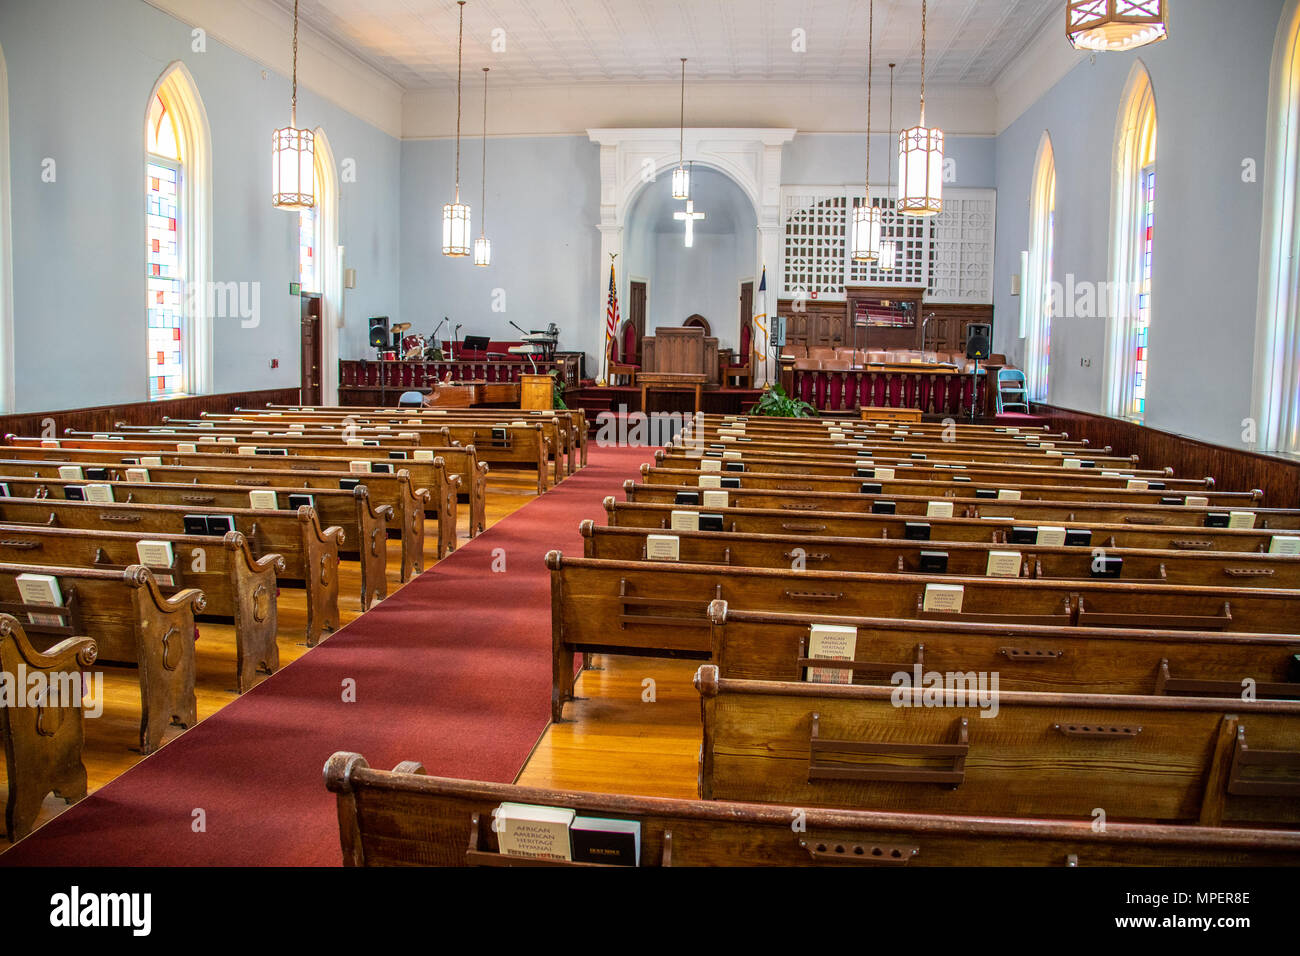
[750,383,817,418]
[549,369,569,410]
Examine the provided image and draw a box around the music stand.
[462,335,491,357]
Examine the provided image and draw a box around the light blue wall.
[783,132,997,187]
[994,0,1283,446]
[398,136,601,359]
[0,0,400,413]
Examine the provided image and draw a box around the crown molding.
[992,8,1088,134]
[142,0,403,138]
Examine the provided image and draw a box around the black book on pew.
[1091,555,1123,578]
[919,551,949,573]
[1065,529,1092,547]
[699,513,725,532]
[1080,460,1096,468]
[205,515,236,535]
[363,440,381,447]
[338,478,361,491]
[1160,496,1182,505]
[121,458,140,466]
[975,489,998,499]
[720,477,741,489]
[389,451,408,459]
[85,467,109,480]
[860,482,883,495]
[569,817,640,867]
[1009,527,1037,545]
[871,501,897,515]
[183,514,210,536]
[0,481,9,498]
[64,485,86,501]
[675,491,700,506]
[288,494,315,510]
[725,462,744,472]
[904,522,931,541]
[1205,513,1231,528]
[1149,481,1167,490]
[372,462,394,474]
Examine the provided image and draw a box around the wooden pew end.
[694,664,719,697]
[323,751,368,794]
[545,550,564,571]
[579,519,594,538]
[708,599,728,624]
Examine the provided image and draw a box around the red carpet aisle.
[1,443,653,866]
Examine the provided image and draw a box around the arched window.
[1021,132,1056,402]
[1253,0,1300,454]
[0,41,14,414]
[144,64,211,400]
[1103,62,1157,422]
[301,129,342,403]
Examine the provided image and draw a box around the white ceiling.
[271,0,1061,90]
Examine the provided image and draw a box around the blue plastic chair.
[996,368,1028,414]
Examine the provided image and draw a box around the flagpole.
[602,253,618,385]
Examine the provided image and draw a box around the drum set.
[383,323,445,362]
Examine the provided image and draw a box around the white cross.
[674,199,706,248]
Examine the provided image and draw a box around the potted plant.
[750,383,816,418]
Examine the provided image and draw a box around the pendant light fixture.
[671,58,690,201]
[271,0,315,210]
[851,0,882,262]
[879,62,898,271]
[442,0,472,257]
[1067,1,1168,52]
[473,67,491,267]
[898,0,944,216]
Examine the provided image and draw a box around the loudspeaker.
[965,323,992,360]
[770,314,787,347]
[368,316,390,349]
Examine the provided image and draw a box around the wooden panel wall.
[1036,404,1300,508]
[0,388,301,438]
[776,300,994,355]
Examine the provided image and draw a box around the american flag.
[605,260,620,345]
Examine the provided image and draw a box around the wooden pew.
[0,525,282,693]
[704,599,1300,697]
[0,457,441,572]
[0,474,388,610]
[3,438,487,538]
[656,447,1198,487]
[622,481,1299,529]
[602,498,1294,554]
[0,497,341,646]
[694,665,1300,828]
[579,521,1300,587]
[322,752,1300,865]
[640,464,1259,508]
[1,614,97,841]
[545,553,1300,719]
[0,563,202,754]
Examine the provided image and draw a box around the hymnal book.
[253,430,270,437]
[1065,528,1092,547]
[975,489,998,499]
[871,500,896,515]
[135,540,175,570]
[904,522,931,541]
[201,515,233,535]
[986,550,1022,577]
[570,817,641,867]
[697,474,722,489]
[1205,513,1231,528]
[346,438,365,447]
[338,478,361,492]
[199,436,217,444]
[718,435,736,443]
[926,500,954,518]
[1009,527,1036,545]
[248,490,279,510]
[58,465,84,481]
[125,468,150,483]
[674,491,699,506]
[63,485,86,501]
[177,443,197,453]
[875,467,895,481]
[701,490,729,510]
[1126,479,1149,491]
[997,489,1022,501]
[374,425,391,431]
[362,440,381,448]
[923,583,964,613]
[1036,526,1067,547]
[183,515,210,536]
[919,551,948,573]
[388,451,409,460]
[645,534,680,561]
[218,436,236,444]
[413,449,435,461]
[288,494,315,511]
[372,462,394,474]
[699,513,725,532]
[1062,458,1082,469]
[259,448,289,457]
[721,476,742,489]
[699,459,722,472]
[805,623,858,684]
[1228,511,1257,530]
[238,446,257,456]
[85,483,114,503]
[349,460,372,474]
[1184,495,1209,508]
[722,451,741,461]
[910,453,926,460]
[16,573,64,627]
[92,433,109,440]
[1005,427,1020,434]
[953,475,972,483]
[1268,535,1300,555]
[1039,441,1055,449]
[1091,556,1124,578]
[860,482,883,495]
[495,803,575,862]
[670,510,700,532]
[40,439,60,448]
[85,467,109,480]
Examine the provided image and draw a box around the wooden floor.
[1,471,543,848]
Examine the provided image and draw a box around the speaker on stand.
[368,316,390,358]
[965,323,992,423]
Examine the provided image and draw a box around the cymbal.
[391,322,411,333]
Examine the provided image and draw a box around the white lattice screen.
[781,186,996,304]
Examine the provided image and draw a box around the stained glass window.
[1132,165,1155,420]
[299,205,318,294]
[146,158,183,398]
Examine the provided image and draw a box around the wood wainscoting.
[1035,404,1300,508]
[0,388,302,438]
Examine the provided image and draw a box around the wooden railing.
[779,358,991,416]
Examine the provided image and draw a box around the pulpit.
[637,326,717,412]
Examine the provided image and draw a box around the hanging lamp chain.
[291,0,299,126]
[455,0,465,202]
[920,0,927,125]
[865,0,872,198]
[887,63,895,189]
[680,58,686,164]
[481,67,488,235]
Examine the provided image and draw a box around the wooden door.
[629,280,647,365]
[300,293,322,405]
[739,281,753,354]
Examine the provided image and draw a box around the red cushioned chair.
[721,320,753,388]
[608,321,639,386]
